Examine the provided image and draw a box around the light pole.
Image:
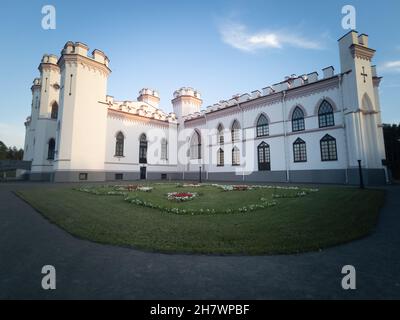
[357,159,364,189]
[199,166,202,183]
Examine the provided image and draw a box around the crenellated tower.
[137,88,160,108]
[172,87,202,123]
[38,54,61,117]
[339,31,386,176]
[54,41,111,181]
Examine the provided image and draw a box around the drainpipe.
[204,113,208,181]
[281,91,290,182]
[236,99,245,182]
[339,74,350,184]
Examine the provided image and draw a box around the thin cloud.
[380,60,400,73]
[219,21,323,52]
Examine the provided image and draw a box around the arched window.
[217,148,224,166]
[293,138,307,162]
[256,114,269,137]
[47,138,55,160]
[292,107,305,132]
[231,120,241,143]
[232,146,240,166]
[51,102,58,119]
[115,132,124,157]
[257,142,271,171]
[217,124,224,145]
[318,100,334,128]
[139,133,148,163]
[161,138,168,160]
[320,134,338,161]
[190,131,201,159]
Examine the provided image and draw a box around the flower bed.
[210,183,319,193]
[138,186,153,192]
[75,183,319,216]
[167,192,197,202]
[124,194,277,215]
[182,183,202,188]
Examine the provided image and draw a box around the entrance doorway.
[140,166,146,180]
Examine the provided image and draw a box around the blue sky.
[0,0,399,147]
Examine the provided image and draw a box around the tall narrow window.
[161,138,168,160]
[231,120,241,142]
[232,146,240,166]
[217,124,224,145]
[115,132,124,157]
[50,102,58,119]
[217,148,224,166]
[190,131,201,159]
[139,133,148,163]
[257,142,271,171]
[320,134,338,161]
[292,107,305,132]
[69,74,73,96]
[318,100,335,128]
[256,114,269,137]
[293,138,307,162]
[47,138,55,160]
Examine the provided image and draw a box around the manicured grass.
[16,183,385,255]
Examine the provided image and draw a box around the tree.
[0,141,24,161]
[383,123,400,180]
[0,141,8,160]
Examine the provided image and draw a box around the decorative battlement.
[60,41,110,69]
[172,87,202,119]
[186,66,338,119]
[31,78,41,91]
[173,87,201,100]
[338,30,376,72]
[138,88,160,108]
[39,54,60,73]
[106,98,177,124]
[139,88,159,98]
[24,116,31,127]
[41,54,58,65]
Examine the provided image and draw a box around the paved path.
[0,182,399,299]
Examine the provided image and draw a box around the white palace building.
[23,30,388,184]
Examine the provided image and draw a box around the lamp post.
[199,166,202,183]
[357,160,364,189]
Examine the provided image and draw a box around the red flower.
[174,193,193,197]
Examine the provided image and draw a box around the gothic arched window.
[256,114,269,137]
[232,146,240,166]
[139,133,148,163]
[318,100,334,128]
[190,131,201,160]
[115,132,124,157]
[293,138,307,162]
[292,107,305,132]
[48,138,55,160]
[217,124,224,145]
[257,142,271,171]
[51,102,58,119]
[217,148,224,166]
[320,134,337,161]
[231,120,241,142]
[161,138,168,160]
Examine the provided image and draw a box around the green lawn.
[16,183,385,255]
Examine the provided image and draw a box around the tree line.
[383,123,400,180]
[0,141,24,161]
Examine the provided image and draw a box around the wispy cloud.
[219,21,323,52]
[380,60,400,73]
